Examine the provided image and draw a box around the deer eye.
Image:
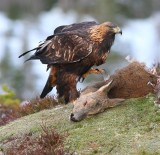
[83,101,87,107]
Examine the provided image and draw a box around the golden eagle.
[19,21,122,103]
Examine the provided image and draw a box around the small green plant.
[0,84,21,126]
[0,84,20,107]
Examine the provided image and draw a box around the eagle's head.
[102,22,122,35]
[90,21,122,42]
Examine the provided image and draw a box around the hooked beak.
[113,26,122,35]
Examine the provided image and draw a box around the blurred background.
[0,0,160,100]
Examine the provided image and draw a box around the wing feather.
[19,21,98,64]
[54,21,97,34]
[37,32,93,64]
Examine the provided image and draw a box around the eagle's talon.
[81,78,85,82]
[78,77,85,83]
[96,68,106,74]
[78,68,106,82]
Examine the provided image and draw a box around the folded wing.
[19,21,98,64]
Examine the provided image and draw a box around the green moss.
[0,95,160,154]
[137,149,160,155]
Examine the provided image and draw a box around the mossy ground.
[0,95,160,154]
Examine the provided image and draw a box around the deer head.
[70,80,125,122]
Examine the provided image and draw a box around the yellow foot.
[83,68,106,79]
[79,68,106,82]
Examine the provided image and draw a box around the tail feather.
[24,55,39,62]
[19,35,54,59]
[40,79,53,98]
[18,47,39,58]
[41,66,57,98]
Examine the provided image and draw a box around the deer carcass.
[70,61,158,122]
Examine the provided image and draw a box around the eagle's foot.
[79,68,106,82]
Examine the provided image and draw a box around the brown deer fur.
[70,62,158,122]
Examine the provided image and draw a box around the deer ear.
[96,80,113,93]
[105,98,125,108]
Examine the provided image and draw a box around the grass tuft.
[20,96,60,116]
[0,96,62,126]
[5,124,65,155]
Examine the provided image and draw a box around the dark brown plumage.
[19,21,122,103]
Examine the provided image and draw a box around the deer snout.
[70,112,87,122]
[70,113,79,122]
